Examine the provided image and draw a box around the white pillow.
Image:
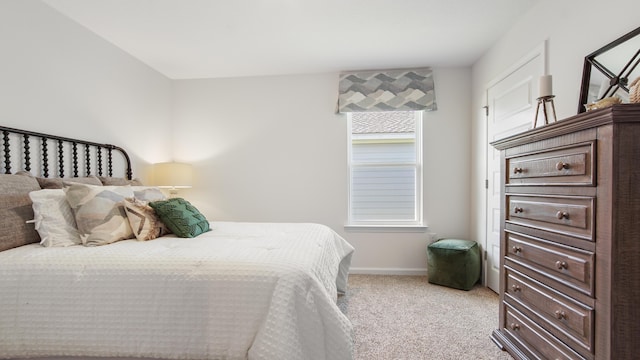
[131,186,167,202]
[29,189,81,247]
[65,184,135,246]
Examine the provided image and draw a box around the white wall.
[1,0,472,273]
[470,0,640,267]
[11,0,611,274]
[0,0,173,181]
[172,68,472,273]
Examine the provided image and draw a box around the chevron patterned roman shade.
[338,68,437,112]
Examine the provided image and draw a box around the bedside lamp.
[152,162,193,198]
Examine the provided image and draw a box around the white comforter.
[0,222,354,360]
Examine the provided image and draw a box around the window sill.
[344,224,428,233]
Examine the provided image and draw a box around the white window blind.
[348,111,423,226]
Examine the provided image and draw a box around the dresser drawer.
[506,232,595,296]
[505,268,594,354]
[507,142,594,186]
[507,195,594,241]
[504,304,585,360]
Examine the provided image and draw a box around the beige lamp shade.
[152,162,193,189]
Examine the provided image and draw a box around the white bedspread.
[0,222,354,360]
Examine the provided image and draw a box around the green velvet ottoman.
[427,239,480,291]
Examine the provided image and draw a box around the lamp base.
[168,188,179,198]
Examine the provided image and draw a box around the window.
[347,111,423,227]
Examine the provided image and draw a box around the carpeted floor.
[337,275,512,360]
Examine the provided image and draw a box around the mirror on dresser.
[578,26,640,113]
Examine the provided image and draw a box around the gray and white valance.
[338,68,437,113]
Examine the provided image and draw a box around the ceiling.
[42,0,538,80]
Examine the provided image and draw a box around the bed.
[0,126,354,360]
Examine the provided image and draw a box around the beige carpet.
[338,275,513,360]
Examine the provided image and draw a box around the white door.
[485,44,546,292]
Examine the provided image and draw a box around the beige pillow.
[0,174,41,251]
[98,176,143,186]
[65,184,134,246]
[124,198,171,241]
[37,176,103,189]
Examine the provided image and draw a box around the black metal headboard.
[0,125,132,180]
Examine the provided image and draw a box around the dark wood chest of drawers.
[491,104,640,360]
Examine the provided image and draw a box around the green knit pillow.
[149,198,210,238]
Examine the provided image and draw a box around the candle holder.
[533,95,557,127]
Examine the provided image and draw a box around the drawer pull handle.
[510,323,520,331]
[555,261,568,270]
[514,207,524,214]
[556,162,570,171]
[555,310,567,320]
[511,284,522,292]
[513,167,523,174]
[512,246,522,254]
[556,211,569,220]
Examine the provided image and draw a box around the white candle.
[539,75,553,98]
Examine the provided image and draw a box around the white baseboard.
[349,267,428,276]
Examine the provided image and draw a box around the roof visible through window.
[351,111,415,134]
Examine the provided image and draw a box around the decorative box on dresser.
[490,104,640,360]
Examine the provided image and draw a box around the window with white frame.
[347,111,423,226]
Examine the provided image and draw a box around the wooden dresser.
[490,104,640,360]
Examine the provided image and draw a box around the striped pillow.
[65,184,134,246]
[124,197,171,241]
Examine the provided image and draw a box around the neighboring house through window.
[347,111,423,227]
